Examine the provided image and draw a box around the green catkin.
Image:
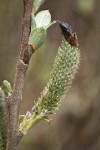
[19,40,80,134]
[33,41,80,116]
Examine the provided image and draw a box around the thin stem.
[6,0,33,150]
[20,0,35,64]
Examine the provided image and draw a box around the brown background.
[0,0,100,149]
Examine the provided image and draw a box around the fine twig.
[7,0,34,150]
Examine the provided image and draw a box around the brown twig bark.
[6,0,34,150]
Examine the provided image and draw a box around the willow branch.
[7,0,34,150]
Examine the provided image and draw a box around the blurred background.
[0,0,100,149]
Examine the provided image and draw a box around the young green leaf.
[33,0,45,13]
[29,10,56,51]
[35,10,51,29]
[29,27,46,50]
[3,80,12,95]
